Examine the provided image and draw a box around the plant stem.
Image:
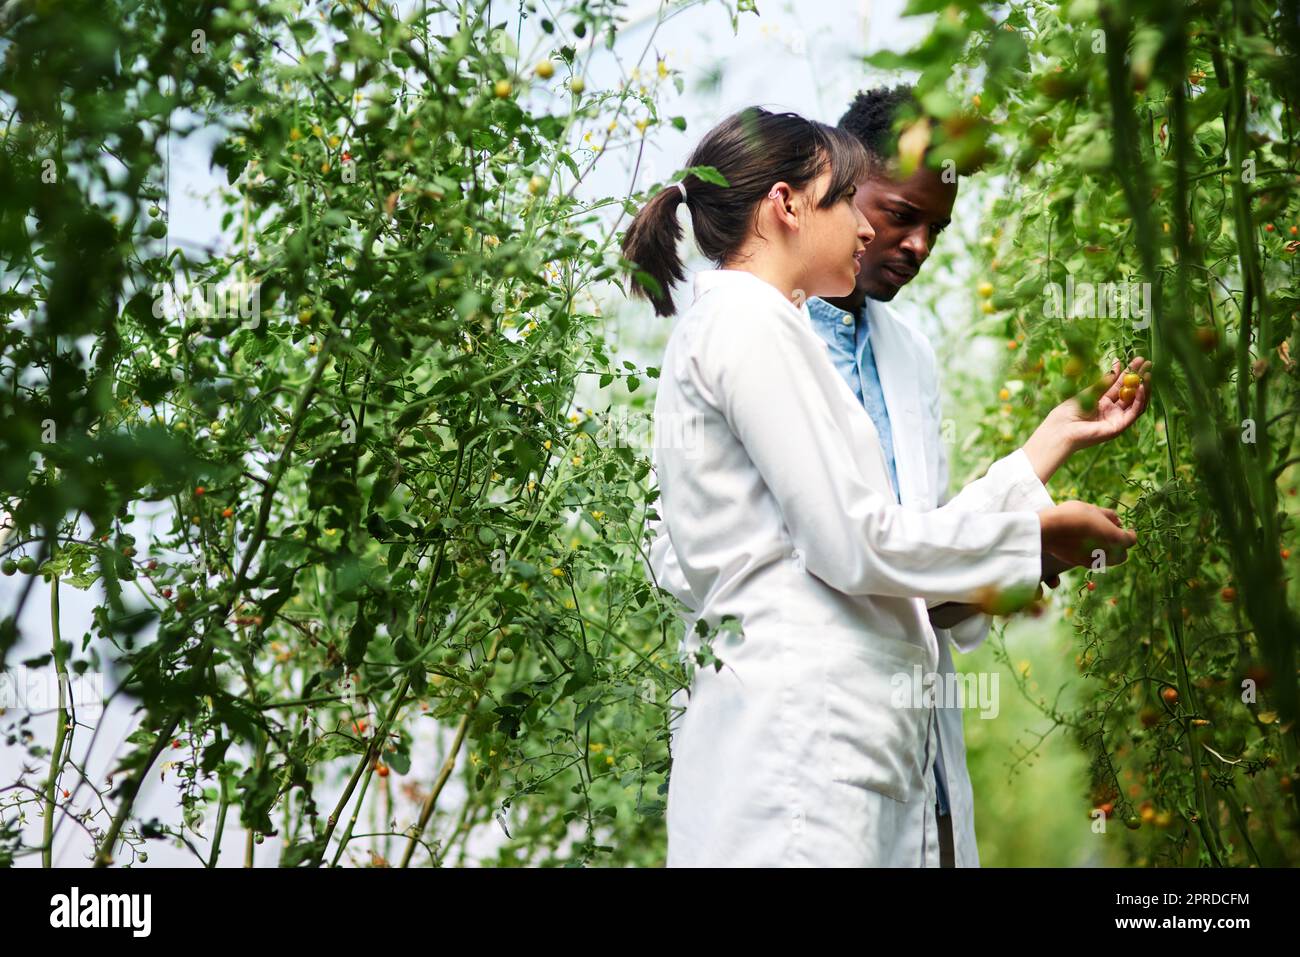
[40,573,68,868]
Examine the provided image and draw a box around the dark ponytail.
[620,106,870,318]
[620,185,688,318]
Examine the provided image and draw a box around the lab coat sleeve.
[700,303,1045,605]
[920,338,1056,651]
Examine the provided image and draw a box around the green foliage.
[0,0,728,867]
[891,0,1300,866]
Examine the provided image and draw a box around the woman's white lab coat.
[647,267,1054,867]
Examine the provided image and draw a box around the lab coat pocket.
[821,629,932,804]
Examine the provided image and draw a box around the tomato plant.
[0,0,730,867]
[883,0,1300,865]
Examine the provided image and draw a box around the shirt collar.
[807,295,868,329]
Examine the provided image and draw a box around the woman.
[621,107,1140,866]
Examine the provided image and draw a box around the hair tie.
[675,181,688,203]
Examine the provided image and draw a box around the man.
[807,85,1033,867]
[646,86,1148,866]
[796,85,1150,865]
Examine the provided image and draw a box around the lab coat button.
[841,314,853,325]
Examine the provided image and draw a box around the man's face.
[853,165,958,302]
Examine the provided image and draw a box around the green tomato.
[17,556,36,575]
[1,559,16,576]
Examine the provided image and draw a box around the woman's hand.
[1022,356,1153,483]
[1038,500,1137,570]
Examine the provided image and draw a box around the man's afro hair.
[837,85,920,163]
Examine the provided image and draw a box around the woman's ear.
[767,183,798,228]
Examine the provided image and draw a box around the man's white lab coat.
[647,268,1055,867]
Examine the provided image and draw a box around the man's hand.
[1041,552,1072,589]
[1021,356,1153,484]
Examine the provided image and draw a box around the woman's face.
[797,167,876,299]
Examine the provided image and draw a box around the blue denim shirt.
[805,297,901,502]
[806,295,951,818]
